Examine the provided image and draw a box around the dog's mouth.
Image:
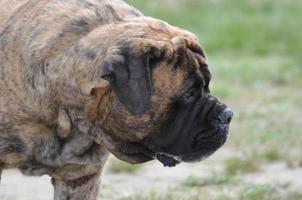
[103,96,233,167]
[106,127,230,167]
[141,96,232,165]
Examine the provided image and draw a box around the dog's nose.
[216,108,233,125]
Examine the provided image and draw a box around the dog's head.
[75,18,233,166]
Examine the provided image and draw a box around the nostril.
[217,108,233,124]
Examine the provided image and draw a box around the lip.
[178,150,215,163]
[193,128,219,140]
[192,126,228,150]
[192,124,229,141]
[210,118,231,129]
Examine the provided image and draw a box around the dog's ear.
[99,40,170,115]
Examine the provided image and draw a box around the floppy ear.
[100,48,151,115]
[100,42,167,115]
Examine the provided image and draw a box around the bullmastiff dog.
[0,0,233,199]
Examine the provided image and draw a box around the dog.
[0,0,233,199]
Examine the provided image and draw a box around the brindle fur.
[0,0,211,199]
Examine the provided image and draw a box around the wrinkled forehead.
[164,35,211,92]
[169,36,211,84]
[151,36,211,99]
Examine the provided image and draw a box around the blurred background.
[1,0,301,199]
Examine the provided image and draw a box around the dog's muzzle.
[143,96,233,165]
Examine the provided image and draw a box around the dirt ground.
[1,148,302,200]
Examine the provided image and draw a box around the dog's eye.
[183,87,198,102]
[184,89,194,98]
[178,78,202,104]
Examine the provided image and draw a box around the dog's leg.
[52,171,102,200]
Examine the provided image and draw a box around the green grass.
[240,184,302,200]
[117,192,175,200]
[183,175,237,187]
[261,149,282,162]
[224,158,260,176]
[117,192,232,200]
[107,158,142,174]
[115,184,302,200]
